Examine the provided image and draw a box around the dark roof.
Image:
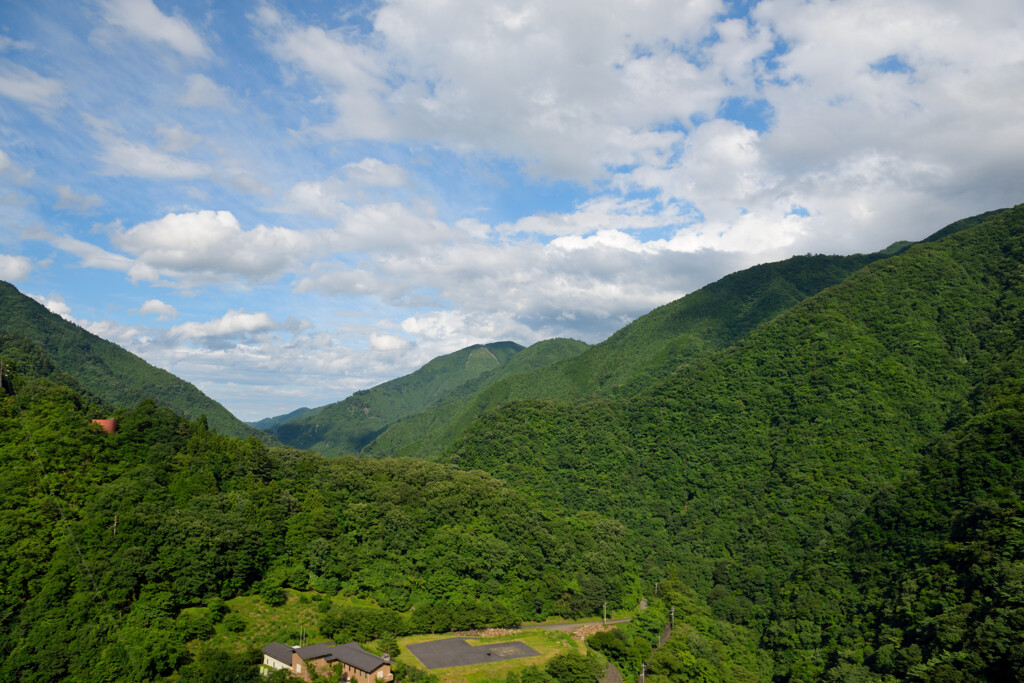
[261,642,294,665]
[295,642,336,660]
[326,642,388,672]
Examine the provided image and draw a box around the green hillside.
[272,341,532,456]
[367,250,893,459]
[3,206,1022,682]
[0,282,257,439]
[442,204,1024,679]
[0,361,638,681]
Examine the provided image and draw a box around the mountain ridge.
[0,281,259,439]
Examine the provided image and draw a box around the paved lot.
[407,638,541,670]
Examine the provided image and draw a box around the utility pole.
[603,601,607,625]
[640,662,646,682]
[670,606,675,629]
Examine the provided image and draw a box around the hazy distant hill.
[0,281,258,438]
[246,405,319,430]
[272,340,587,456]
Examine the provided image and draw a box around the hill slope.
[366,250,893,458]
[443,204,1024,679]
[0,361,639,681]
[0,281,256,438]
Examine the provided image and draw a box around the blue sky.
[1,0,1022,420]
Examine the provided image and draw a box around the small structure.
[90,419,118,434]
[261,641,393,682]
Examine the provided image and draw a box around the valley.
[1,206,1022,682]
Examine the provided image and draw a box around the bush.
[207,597,229,623]
[261,581,287,607]
[223,613,246,633]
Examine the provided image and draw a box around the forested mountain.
[366,249,904,459]
[0,361,637,681]
[271,339,587,457]
[246,406,318,431]
[2,205,1022,683]
[443,204,1024,679]
[0,283,257,439]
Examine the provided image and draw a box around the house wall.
[262,654,290,671]
[348,664,393,682]
[291,652,312,683]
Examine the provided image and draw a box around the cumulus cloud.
[0,63,64,108]
[54,185,103,211]
[169,309,279,342]
[111,210,317,284]
[101,0,211,58]
[0,254,32,281]
[255,0,727,179]
[139,298,177,320]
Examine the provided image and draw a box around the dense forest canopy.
[1,205,1022,682]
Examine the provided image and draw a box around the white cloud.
[0,37,34,52]
[256,0,727,179]
[0,149,33,183]
[156,123,202,152]
[139,298,177,320]
[0,63,64,108]
[112,210,318,284]
[179,74,234,109]
[342,158,410,188]
[278,160,411,216]
[54,185,103,211]
[101,0,211,59]
[504,197,694,238]
[0,254,32,281]
[51,234,160,283]
[99,137,211,179]
[169,309,280,343]
[29,293,73,320]
[369,332,408,352]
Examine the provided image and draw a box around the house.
[261,641,394,682]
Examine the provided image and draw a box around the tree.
[544,652,603,683]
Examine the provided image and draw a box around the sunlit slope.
[442,205,1024,677]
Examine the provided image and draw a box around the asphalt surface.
[407,638,541,670]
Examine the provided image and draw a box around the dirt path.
[601,662,624,683]
[519,618,632,632]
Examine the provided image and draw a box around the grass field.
[182,589,384,654]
